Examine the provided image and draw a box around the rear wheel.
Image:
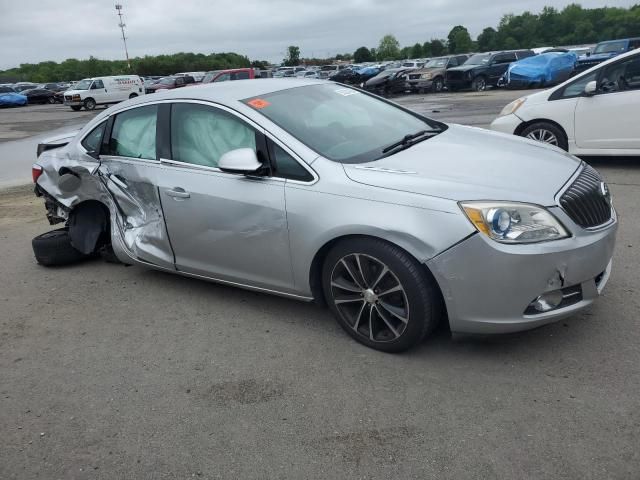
[83,98,96,110]
[32,228,89,266]
[471,75,487,92]
[322,238,440,353]
[129,93,138,99]
[520,122,568,151]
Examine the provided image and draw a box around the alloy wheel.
[525,128,559,146]
[330,253,409,343]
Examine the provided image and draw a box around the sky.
[0,0,636,69]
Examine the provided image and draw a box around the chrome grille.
[560,165,612,228]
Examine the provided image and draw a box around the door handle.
[165,188,190,199]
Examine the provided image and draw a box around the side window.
[271,143,313,181]
[108,105,158,159]
[170,103,256,168]
[557,71,598,99]
[447,57,459,68]
[81,121,106,153]
[93,80,104,89]
[599,56,640,93]
[494,53,516,64]
[236,71,250,80]
[214,74,231,82]
[457,55,468,65]
[630,40,640,50]
[175,77,184,86]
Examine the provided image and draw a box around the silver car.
[32,79,617,352]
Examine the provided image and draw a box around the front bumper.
[63,100,83,106]
[407,79,433,90]
[489,113,523,135]
[427,211,617,334]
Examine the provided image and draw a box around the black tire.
[129,93,138,99]
[83,98,96,110]
[47,97,55,104]
[520,122,568,151]
[431,77,444,93]
[471,75,487,92]
[32,228,88,267]
[322,237,441,353]
[70,105,82,111]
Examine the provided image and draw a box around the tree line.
[351,4,640,62]
[2,4,639,82]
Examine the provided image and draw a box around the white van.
[63,75,145,111]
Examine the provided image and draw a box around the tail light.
[32,164,43,183]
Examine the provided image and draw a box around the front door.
[575,54,640,150]
[155,102,294,292]
[98,103,175,268]
[89,80,108,105]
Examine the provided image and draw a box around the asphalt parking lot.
[1,90,639,479]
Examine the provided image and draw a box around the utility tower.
[115,4,131,69]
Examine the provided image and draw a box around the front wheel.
[70,106,82,111]
[322,238,441,353]
[83,98,96,110]
[471,75,487,92]
[47,97,55,104]
[520,122,568,151]
[431,77,444,93]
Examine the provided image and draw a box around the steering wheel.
[600,79,618,93]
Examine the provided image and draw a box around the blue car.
[503,51,577,89]
[575,37,640,73]
[0,86,28,107]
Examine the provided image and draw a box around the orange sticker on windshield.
[247,98,271,109]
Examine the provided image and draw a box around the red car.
[146,75,195,94]
[201,68,256,84]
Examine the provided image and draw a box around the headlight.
[460,202,569,243]
[499,97,526,117]
[421,73,432,79]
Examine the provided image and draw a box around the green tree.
[377,34,401,60]
[410,43,423,58]
[353,46,374,63]
[284,46,301,66]
[399,46,412,59]
[447,26,473,54]
[429,39,447,56]
[477,27,498,52]
[422,41,432,57]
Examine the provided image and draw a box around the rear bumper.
[427,214,617,334]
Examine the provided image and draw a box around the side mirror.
[584,80,597,96]
[218,148,262,174]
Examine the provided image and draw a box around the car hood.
[64,89,88,95]
[413,67,446,75]
[342,124,581,205]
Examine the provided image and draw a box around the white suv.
[491,49,640,156]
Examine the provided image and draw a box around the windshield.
[465,54,491,65]
[424,58,448,68]
[73,79,93,90]
[594,41,627,54]
[202,71,221,83]
[321,65,337,71]
[0,86,15,93]
[243,84,442,164]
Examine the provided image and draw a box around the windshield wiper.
[381,129,441,155]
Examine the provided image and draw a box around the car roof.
[132,78,327,105]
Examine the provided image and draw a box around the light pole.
[115,4,131,70]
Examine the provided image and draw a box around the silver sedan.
[32,79,617,352]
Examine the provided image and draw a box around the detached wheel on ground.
[32,228,89,266]
[471,75,487,91]
[520,122,568,151]
[322,237,441,353]
[83,98,96,110]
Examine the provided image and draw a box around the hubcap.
[526,128,558,146]
[330,253,409,343]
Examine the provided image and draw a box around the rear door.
[575,54,640,150]
[154,101,294,292]
[97,103,175,267]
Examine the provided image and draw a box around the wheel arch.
[514,118,568,140]
[308,234,446,318]
[67,199,111,254]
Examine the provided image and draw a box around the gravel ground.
[0,89,639,479]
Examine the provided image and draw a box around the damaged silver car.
[32,79,617,352]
